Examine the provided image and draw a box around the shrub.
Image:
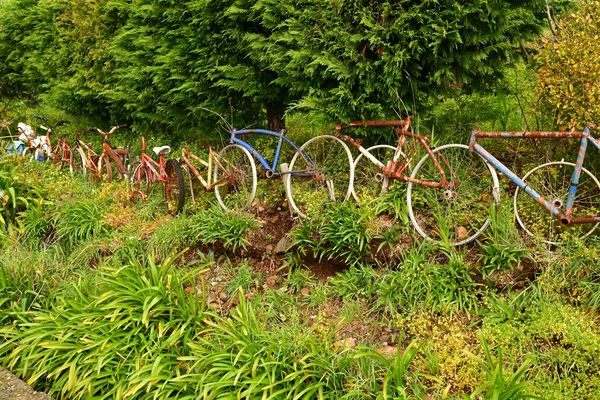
[376,246,485,315]
[0,161,44,235]
[290,202,382,267]
[537,1,600,129]
[478,205,531,282]
[330,262,380,299]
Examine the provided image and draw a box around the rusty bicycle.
[335,117,500,245]
[470,126,600,244]
[129,136,185,215]
[178,145,257,212]
[71,125,130,182]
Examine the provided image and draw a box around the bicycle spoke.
[514,161,600,244]
[407,144,499,245]
[214,145,257,212]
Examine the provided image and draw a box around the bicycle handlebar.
[336,116,413,132]
[33,116,71,131]
[85,124,127,136]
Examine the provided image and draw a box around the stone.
[334,337,357,349]
[376,346,398,357]
[0,367,53,400]
[206,293,217,304]
[274,235,292,254]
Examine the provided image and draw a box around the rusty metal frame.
[180,146,230,192]
[469,127,600,226]
[334,116,455,188]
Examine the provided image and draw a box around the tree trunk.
[266,102,286,131]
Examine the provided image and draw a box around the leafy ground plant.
[376,245,485,315]
[478,205,530,281]
[0,160,44,236]
[0,254,207,399]
[53,197,111,251]
[466,336,540,400]
[290,202,378,267]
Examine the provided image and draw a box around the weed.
[0,254,207,399]
[478,205,530,281]
[290,202,379,267]
[255,287,301,324]
[286,268,314,294]
[177,290,349,398]
[338,298,364,322]
[350,339,439,398]
[186,205,258,252]
[225,260,254,295]
[305,283,330,309]
[18,203,53,245]
[54,197,111,251]
[0,160,45,234]
[330,262,379,299]
[466,336,540,400]
[376,246,484,315]
[146,214,191,259]
[484,293,528,325]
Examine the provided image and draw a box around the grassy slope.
[1,147,600,399]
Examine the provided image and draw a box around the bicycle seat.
[153,146,171,155]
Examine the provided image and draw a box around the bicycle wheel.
[214,144,257,212]
[181,164,196,205]
[352,144,401,204]
[92,154,112,183]
[514,161,600,244]
[70,148,87,178]
[286,135,353,219]
[407,144,500,246]
[130,161,150,201]
[164,159,185,215]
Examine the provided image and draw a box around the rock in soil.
[274,235,292,254]
[0,367,53,400]
[333,337,357,349]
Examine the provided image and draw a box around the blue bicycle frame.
[229,128,317,177]
[470,127,600,226]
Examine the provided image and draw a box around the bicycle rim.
[286,135,353,219]
[214,144,257,212]
[514,161,600,244]
[407,144,500,246]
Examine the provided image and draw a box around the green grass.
[3,108,600,399]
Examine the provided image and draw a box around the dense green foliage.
[537,0,600,129]
[0,0,573,134]
[3,1,599,398]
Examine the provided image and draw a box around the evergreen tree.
[0,0,574,132]
[0,0,63,105]
[106,0,295,131]
[249,0,573,121]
